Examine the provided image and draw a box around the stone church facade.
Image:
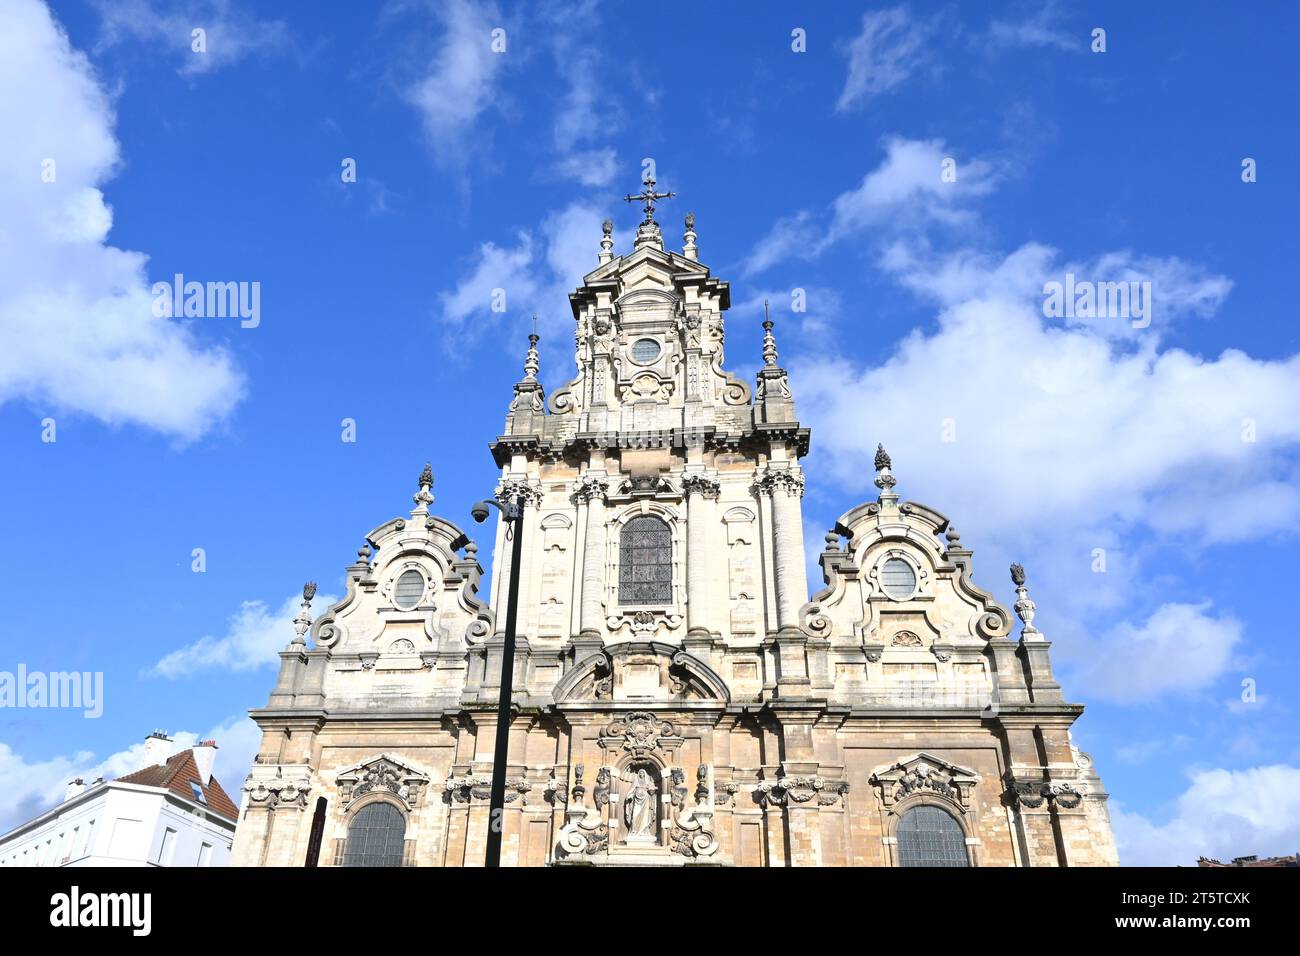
[230,186,1118,867]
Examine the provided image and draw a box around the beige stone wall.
[232,709,1117,867]
[230,216,1117,870]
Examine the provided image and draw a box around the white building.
[0,732,238,867]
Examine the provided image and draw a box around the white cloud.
[1077,603,1243,704]
[837,6,937,111]
[826,136,995,239]
[742,137,994,274]
[544,0,621,186]
[838,4,1081,111]
[1112,765,1300,866]
[1116,734,1193,765]
[0,714,260,835]
[0,0,244,440]
[406,0,505,169]
[438,203,628,373]
[91,0,289,75]
[553,147,619,188]
[752,137,1300,703]
[731,287,843,342]
[741,212,821,276]
[985,1,1078,53]
[148,591,336,678]
[796,259,1300,547]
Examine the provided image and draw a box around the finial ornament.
[1010,563,1041,638]
[682,211,698,259]
[874,443,892,472]
[873,443,897,500]
[523,317,540,381]
[761,300,779,367]
[412,461,435,513]
[291,581,317,646]
[598,217,615,263]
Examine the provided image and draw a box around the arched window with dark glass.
[343,802,406,867]
[619,515,672,606]
[896,804,969,867]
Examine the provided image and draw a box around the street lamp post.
[471,492,527,868]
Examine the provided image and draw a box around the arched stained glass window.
[343,802,406,867]
[619,515,672,606]
[896,804,969,867]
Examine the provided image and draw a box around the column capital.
[571,474,610,504]
[753,468,804,498]
[681,474,721,499]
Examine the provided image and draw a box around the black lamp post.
[470,491,527,868]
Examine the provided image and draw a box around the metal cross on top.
[624,175,675,223]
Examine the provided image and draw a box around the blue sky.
[2,0,1298,864]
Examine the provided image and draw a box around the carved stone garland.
[870,758,977,812]
[756,771,850,808]
[337,757,429,811]
[1006,777,1086,810]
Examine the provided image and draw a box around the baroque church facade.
[230,183,1119,868]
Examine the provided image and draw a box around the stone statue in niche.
[622,767,658,839]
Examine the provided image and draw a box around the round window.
[393,569,425,609]
[879,558,916,599]
[630,338,661,364]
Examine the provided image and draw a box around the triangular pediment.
[335,754,431,810]
[871,752,977,780]
[869,752,979,811]
[335,753,431,783]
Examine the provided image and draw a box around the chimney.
[141,730,173,769]
[192,739,218,786]
[64,778,85,802]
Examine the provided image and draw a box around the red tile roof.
[117,748,239,821]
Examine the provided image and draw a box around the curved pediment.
[803,492,1012,646]
[553,642,730,704]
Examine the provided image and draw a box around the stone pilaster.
[762,468,808,634]
[683,474,720,639]
[573,475,609,638]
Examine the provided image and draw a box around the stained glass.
[343,802,406,867]
[619,516,671,605]
[897,805,968,867]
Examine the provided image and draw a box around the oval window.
[879,558,916,599]
[630,338,661,364]
[393,569,425,609]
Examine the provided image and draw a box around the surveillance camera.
[471,502,491,523]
